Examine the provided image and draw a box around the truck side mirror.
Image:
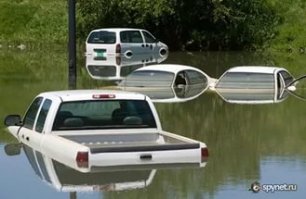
[4,115,23,126]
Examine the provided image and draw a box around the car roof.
[90,28,147,32]
[134,64,205,74]
[225,66,286,74]
[38,90,146,101]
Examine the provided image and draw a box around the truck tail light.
[201,147,209,161]
[76,151,88,168]
[116,44,121,54]
[92,94,116,99]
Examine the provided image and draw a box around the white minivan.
[85,28,168,65]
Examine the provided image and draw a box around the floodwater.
[1,47,306,199]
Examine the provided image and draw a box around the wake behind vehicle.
[4,90,208,170]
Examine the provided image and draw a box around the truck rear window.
[52,100,156,130]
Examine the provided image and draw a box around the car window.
[185,70,208,85]
[175,71,187,86]
[53,100,156,130]
[120,31,143,43]
[35,99,52,133]
[120,64,143,77]
[279,70,294,87]
[87,31,116,44]
[87,65,117,77]
[142,31,156,43]
[216,72,275,89]
[121,70,175,87]
[23,97,43,129]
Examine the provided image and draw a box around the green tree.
[77,0,279,51]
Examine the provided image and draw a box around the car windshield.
[52,100,156,130]
[216,72,275,89]
[87,31,116,44]
[120,71,175,87]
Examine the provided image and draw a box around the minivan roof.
[89,28,147,33]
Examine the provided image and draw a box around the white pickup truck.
[4,90,208,170]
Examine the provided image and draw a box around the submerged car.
[213,66,295,104]
[85,28,168,66]
[112,64,215,103]
[119,64,214,88]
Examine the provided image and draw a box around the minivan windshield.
[52,100,156,130]
[87,31,116,44]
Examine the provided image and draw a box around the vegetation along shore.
[0,0,305,53]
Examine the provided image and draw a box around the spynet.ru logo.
[249,181,297,193]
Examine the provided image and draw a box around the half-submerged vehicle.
[114,64,214,102]
[212,66,296,104]
[4,90,208,170]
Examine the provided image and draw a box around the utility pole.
[68,0,76,89]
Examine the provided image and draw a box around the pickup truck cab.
[5,90,208,170]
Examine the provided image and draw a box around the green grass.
[0,0,67,46]
[267,0,306,54]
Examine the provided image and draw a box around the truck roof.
[38,90,146,101]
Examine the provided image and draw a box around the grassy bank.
[0,0,305,53]
[267,0,306,54]
[0,0,67,47]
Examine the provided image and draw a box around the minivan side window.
[142,31,156,43]
[120,31,143,43]
[23,97,43,129]
[35,99,52,133]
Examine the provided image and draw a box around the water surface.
[1,48,306,198]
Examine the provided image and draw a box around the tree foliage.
[77,0,279,50]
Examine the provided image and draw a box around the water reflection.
[85,52,168,81]
[4,143,206,194]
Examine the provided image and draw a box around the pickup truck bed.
[61,132,200,153]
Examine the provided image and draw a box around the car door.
[19,98,52,150]
[120,30,145,56]
[141,30,157,53]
